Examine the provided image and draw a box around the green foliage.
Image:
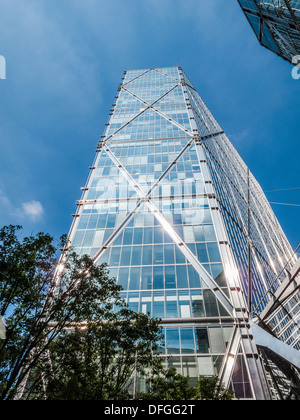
[0,225,163,400]
[194,376,235,400]
[0,225,58,400]
[138,368,194,400]
[0,225,234,401]
[138,372,234,401]
[45,314,163,400]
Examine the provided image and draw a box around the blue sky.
[0,0,299,251]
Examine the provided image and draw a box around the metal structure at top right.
[238,0,300,63]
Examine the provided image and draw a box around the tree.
[45,313,163,400]
[138,368,194,400]
[0,224,60,400]
[0,225,163,400]
[194,376,235,400]
[0,225,234,401]
[138,371,235,401]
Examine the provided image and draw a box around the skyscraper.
[238,0,300,63]
[67,67,299,400]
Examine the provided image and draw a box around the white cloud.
[0,190,44,223]
[22,201,44,221]
[0,190,11,209]
[229,129,251,146]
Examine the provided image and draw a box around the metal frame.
[64,66,299,400]
[237,0,300,63]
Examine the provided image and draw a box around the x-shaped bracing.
[85,73,235,316]
[102,73,194,144]
[90,98,235,316]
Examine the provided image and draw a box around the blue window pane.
[164,244,175,265]
[144,214,154,226]
[120,247,131,266]
[141,300,152,316]
[166,328,180,354]
[109,268,118,281]
[107,213,116,228]
[188,265,201,288]
[82,230,94,247]
[123,228,133,245]
[127,219,134,228]
[153,245,164,264]
[191,292,205,318]
[109,247,121,266]
[163,230,173,244]
[118,268,129,290]
[103,229,113,243]
[176,265,189,288]
[175,246,186,264]
[187,243,196,255]
[72,231,84,247]
[142,245,152,265]
[212,265,227,287]
[97,214,107,228]
[202,209,212,223]
[180,328,195,354]
[165,300,178,318]
[131,247,142,266]
[128,300,139,312]
[113,232,123,246]
[77,215,89,230]
[165,266,176,289]
[129,267,141,290]
[203,225,216,241]
[97,248,110,265]
[203,290,219,317]
[154,226,164,244]
[153,266,164,289]
[153,300,165,318]
[141,267,153,290]
[87,214,98,229]
[144,227,153,244]
[196,243,209,263]
[196,328,210,354]
[133,228,143,245]
[207,243,221,263]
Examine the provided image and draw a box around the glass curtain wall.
[67,67,297,399]
[238,0,300,63]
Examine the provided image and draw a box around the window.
[166,329,180,354]
[180,329,195,354]
[196,328,210,354]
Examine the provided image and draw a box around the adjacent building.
[238,0,300,63]
[67,67,300,399]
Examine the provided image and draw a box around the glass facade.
[238,0,300,63]
[67,67,298,400]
